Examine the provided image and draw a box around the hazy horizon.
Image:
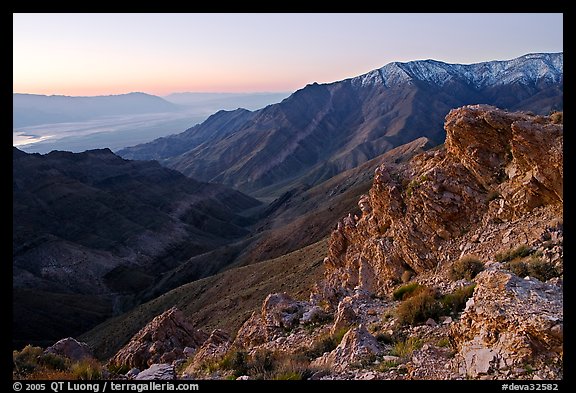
[14,13,562,96]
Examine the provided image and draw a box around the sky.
[13,13,563,97]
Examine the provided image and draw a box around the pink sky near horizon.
[13,13,563,97]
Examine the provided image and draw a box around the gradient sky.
[13,13,563,96]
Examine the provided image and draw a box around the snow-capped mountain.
[353,52,563,89]
[120,53,563,196]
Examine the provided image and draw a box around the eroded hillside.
[105,105,562,380]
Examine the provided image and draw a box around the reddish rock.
[108,307,208,370]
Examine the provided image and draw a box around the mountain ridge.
[13,147,261,348]
[119,52,563,197]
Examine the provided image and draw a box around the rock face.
[312,325,383,372]
[451,268,563,378]
[318,105,563,301]
[44,337,93,362]
[109,307,208,370]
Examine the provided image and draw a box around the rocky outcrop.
[109,307,208,370]
[183,329,232,375]
[135,364,176,380]
[330,297,357,335]
[312,325,383,372]
[44,337,93,362]
[318,105,563,302]
[451,268,563,379]
[234,293,305,348]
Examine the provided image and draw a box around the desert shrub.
[439,284,475,315]
[376,359,399,372]
[550,111,563,124]
[38,353,69,371]
[13,345,44,376]
[391,336,423,359]
[436,338,451,348]
[274,371,302,380]
[392,282,421,300]
[219,350,249,377]
[495,245,532,263]
[375,332,394,345]
[506,260,529,277]
[304,327,348,360]
[332,327,349,345]
[396,286,441,326]
[71,358,102,380]
[249,349,276,378]
[450,255,484,280]
[271,352,312,380]
[106,363,130,376]
[527,257,560,282]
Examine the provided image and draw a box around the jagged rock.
[135,364,175,380]
[109,307,208,370]
[330,297,357,335]
[234,293,305,348]
[451,268,563,378]
[233,311,267,349]
[300,305,329,325]
[317,105,563,302]
[184,329,231,374]
[262,292,305,330]
[44,337,93,362]
[312,325,383,372]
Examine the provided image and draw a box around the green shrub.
[396,286,441,326]
[391,337,423,359]
[495,245,532,263]
[304,326,349,360]
[450,255,484,280]
[440,284,475,315]
[376,359,399,372]
[393,282,421,300]
[436,338,451,348]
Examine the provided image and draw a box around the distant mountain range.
[119,52,563,197]
[13,92,180,128]
[13,147,260,348]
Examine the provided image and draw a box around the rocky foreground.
[16,105,562,380]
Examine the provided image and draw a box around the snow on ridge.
[351,53,563,89]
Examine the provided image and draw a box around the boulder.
[44,337,93,362]
[135,364,175,380]
[451,268,563,378]
[109,307,208,370]
[312,325,383,372]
